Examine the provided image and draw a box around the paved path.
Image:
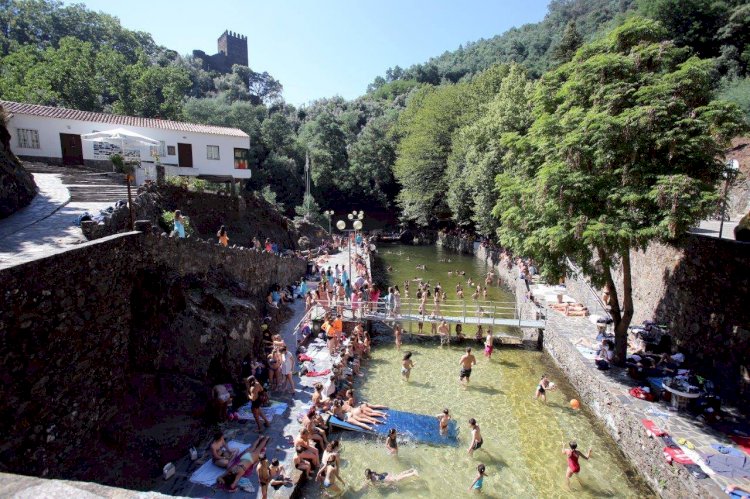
[536,285,750,498]
[692,219,741,240]
[0,165,128,269]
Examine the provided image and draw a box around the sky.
[67,0,551,106]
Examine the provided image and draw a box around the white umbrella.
[82,128,160,231]
[82,128,160,169]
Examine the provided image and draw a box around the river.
[304,244,652,498]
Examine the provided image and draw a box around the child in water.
[437,408,451,434]
[401,352,415,381]
[469,463,488,493]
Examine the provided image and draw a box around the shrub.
[160,209,194,236]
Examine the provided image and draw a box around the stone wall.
[613,236,750,401]
[0,230,305,487]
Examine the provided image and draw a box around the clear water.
[304,244,653,498]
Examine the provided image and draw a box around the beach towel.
[727,487,750,499]
[642,419,667,438]
[630,387,655,401]
[731,436,750,456]
[646,407,671,419]
[704,454,750,479]
[305,368,331,377]
[237,401,288,422]
[298,354,313,362]
[575,345,598,360]
[188,440,249,486]
[663,447,694,465]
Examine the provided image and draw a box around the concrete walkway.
[0,165,128,269]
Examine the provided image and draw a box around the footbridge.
[310,296,546,331]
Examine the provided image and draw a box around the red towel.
[642,419,667,438]
[663,447,694,465]
[298,354,313,362]
[305,368,331,377]
[731,436,750,456]
[630,387,655,401]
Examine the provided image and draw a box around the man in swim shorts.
[438,320,450,346]
[468,418,483,456]
[459,347,477,386]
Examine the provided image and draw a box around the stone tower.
[217,30,248,69]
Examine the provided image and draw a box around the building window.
[150,140,166,159]
[234,148,249,169]
[167,145,176,156]
[207,145,220,160]
[17,128,40,149]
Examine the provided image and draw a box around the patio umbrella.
[82,128,161,231]
[82,128,160,166]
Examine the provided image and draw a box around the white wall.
[8,113,251,181]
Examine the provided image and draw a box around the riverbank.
[437,233,748,499]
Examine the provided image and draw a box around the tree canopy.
[492,17,746,362]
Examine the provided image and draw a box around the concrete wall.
[0,230,305,484]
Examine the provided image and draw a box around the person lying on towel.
[216,435,270,491]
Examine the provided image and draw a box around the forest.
[1,0,749,224]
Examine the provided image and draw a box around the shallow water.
[303,244,653,498]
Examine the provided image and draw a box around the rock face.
[0,112,36,218]
[0,231,306,488]
[82,183,328,250]
[735,210,750,242]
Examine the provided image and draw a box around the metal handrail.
[564,257,612,321]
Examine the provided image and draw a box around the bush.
[166,175,208,192]
[160,209,194,236]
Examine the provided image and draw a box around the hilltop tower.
[192,30,248,73]
[217,30,248,68]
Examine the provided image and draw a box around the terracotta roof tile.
[0,100,249,138]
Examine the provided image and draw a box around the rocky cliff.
[0,110,36,218]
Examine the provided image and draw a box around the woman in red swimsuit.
[563,441,592,488]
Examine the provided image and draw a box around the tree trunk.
[597,246,634,366]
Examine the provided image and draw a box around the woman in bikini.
[245,376,270,432]
[267,349,281,390]
[321,455,346,494]
[312,383,330,410]
[216,435,270,491]
[330,399,379,431]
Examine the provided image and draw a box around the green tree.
[447,64,535,234]
[298,111,350,205]
[552,20,583,64]
[493,17,746,363]
[132,64,191,119]
[348,111,399,207]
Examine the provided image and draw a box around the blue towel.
[712,444,745,457]
[330,409,459,447]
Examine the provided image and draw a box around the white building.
[2,100,251,185]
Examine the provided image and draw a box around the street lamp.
[324,210,334,234]
[337,216,365,285]
[719,159,740,239]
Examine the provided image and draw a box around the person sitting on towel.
[211,432,238,468]
[216,436,270,490]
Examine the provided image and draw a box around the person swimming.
[386,428,398,455]
[364,468,419,485]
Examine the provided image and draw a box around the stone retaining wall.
[0,229,305,485]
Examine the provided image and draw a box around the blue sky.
[68,0,551,105]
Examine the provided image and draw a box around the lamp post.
[337,216,364,282]
[719,159,740,239]
[324,210,334,234]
